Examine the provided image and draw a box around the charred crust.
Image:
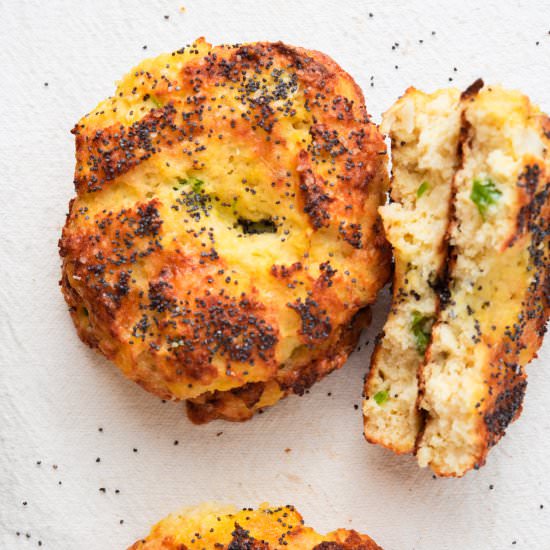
[297,150,333,229]
[228,525,268,550]
[287,296,332,344]
[73,105,180,193]
[484,377,527,445]
[318,261,337,287]
[231,382,266,409]
[270,262,303,279]
[338,221,363,249]
[460,78,484,101]
[280,309,367,395]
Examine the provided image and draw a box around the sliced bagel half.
[363,87,461,453]
[417,82,550,476]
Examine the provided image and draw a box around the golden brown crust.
[127,503,382,550]
[479,157,549,455]
[60,38,390,421]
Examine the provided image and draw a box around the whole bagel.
[59,38,390,422]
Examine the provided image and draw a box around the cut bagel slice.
[363,87,461,453]
[417,82,550,476]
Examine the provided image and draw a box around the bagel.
[59,38,390,423]
[417,82,550,476]
[363,87,461,453]
[127,503,382,549]
[363,80,549,476]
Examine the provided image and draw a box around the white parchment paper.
[1,1,549,548]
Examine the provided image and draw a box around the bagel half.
[59,38,390,423]
[363,87,461,453]
[364,81,549,476]
[417,82,550,476]
[128,503,382,549]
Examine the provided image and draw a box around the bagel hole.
[237,217,277,235]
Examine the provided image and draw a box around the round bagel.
[128,502,382,549]
[59,38,390,422]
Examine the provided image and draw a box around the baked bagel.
[59,38,390,423]
[363,87,461,453]
[128,503,382,549]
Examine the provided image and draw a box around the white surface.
[1,1,549,549]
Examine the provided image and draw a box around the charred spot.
[313,543,345,550]
[111,270,130,301]
[288,296,332,344]
[148,280,174,313]
[73,104,179,192]
[485,378,527,444]
[131,314,151,341]
[318,261,337,287]
[231,382,266,409]
[309,123,347,159]
[135,202,163,237]
[228,525,268,550]
[512,168,546,243]
[299,178,332,228]
[166,293,278,374]
[429,274,451,309]
[271,262,303,279]
[297,151,333,229]
[517,164,541,197]
[461,78,484,100]
[339,221,363,249]
[194,295,277,362]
